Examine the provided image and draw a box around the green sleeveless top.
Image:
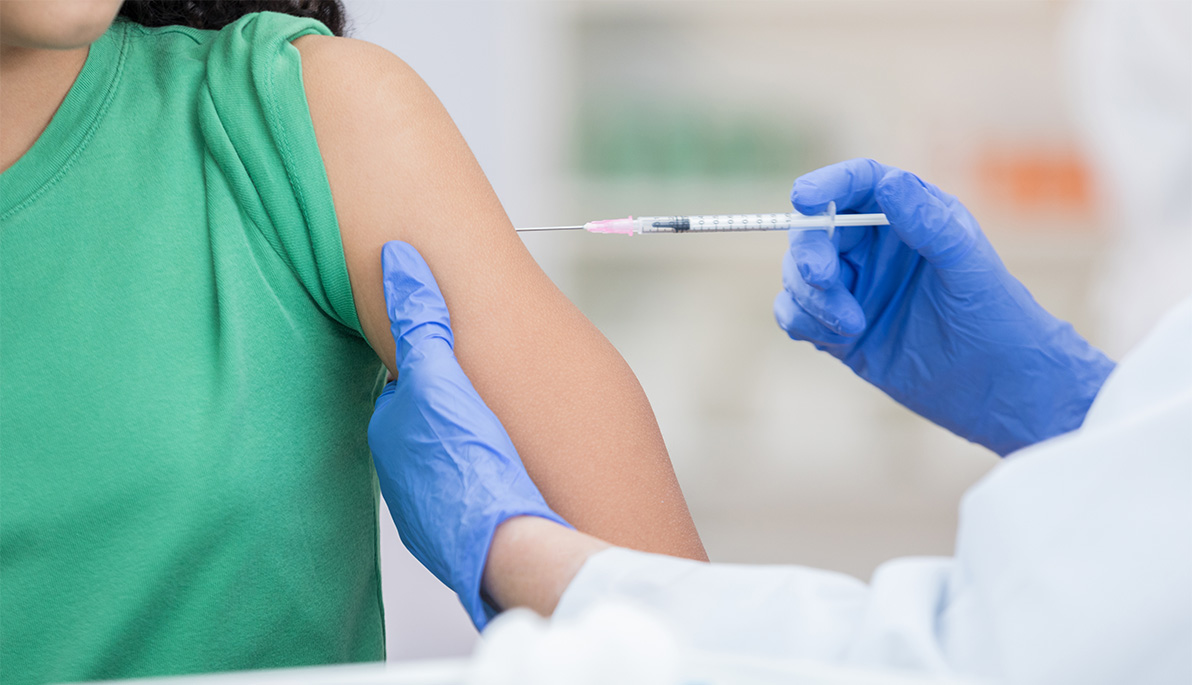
[0,13,386,683]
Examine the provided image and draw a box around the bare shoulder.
[292,35,443,139]
[291,32,488,239]
[292,35,424,97]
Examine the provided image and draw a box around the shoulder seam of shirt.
[265,33,316,262]
[263,25,363,336]
[121,20,207,45]
[0,26,130,223]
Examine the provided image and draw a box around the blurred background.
[342,0,1192,662]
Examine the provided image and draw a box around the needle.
[515,225,585,232]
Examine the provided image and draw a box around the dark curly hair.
[118,0,349,37]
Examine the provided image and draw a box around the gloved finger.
[782,250,866,336]
[381,241,455,364]
[788,227,869,291]
[833,225,869,255]
[773,292,855,346]
[874,169,978,267]
[790,158,895,216]
[788,228,838,290]
[373,379,399,410]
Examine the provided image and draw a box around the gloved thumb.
[875,169,977,268]
[381,241,455,366]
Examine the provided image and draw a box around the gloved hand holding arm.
[775,159,1115,455]
[368,241,603,628]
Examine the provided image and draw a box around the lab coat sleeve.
[557,296,1191,682]
[937,296,1192,684]
[556,548,956,673]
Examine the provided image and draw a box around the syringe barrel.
[635,214,796,233]
[634,212,887,234]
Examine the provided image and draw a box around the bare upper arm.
[295,35,705,559]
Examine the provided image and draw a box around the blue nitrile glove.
[367,241,571,629]
[774,159,1115,456]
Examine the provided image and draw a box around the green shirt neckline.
[1,22,127,220]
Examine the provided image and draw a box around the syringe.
[516,204,888,236]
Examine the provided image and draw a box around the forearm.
[483,516,611,617]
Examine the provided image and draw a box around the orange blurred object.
[977,146,1094,216]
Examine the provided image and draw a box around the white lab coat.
[554,297,1192,684]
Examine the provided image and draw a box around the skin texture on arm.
[295,35,706,560]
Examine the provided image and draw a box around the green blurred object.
[575,98,814,180]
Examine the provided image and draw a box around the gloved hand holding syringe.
[516,202,888,236]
